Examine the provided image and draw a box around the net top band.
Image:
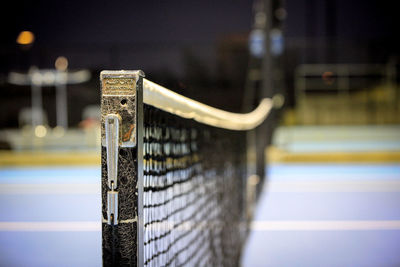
[101,70,273,131]
[143,79,272,131]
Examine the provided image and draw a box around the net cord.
[143,79,273,131]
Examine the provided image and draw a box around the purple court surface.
[0,164,400,266]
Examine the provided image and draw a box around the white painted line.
[3,220,399,232]
[251,220,400,231]
[266,180,400,192]
[0,221,101,231]
[0,184,99,195]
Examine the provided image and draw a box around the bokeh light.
[55,56,69,71]
[16,31,35,45]
[34,125,47,138]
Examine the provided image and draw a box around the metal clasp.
[107,187,118,225]
[105,114,120,189]
[105,114,120,225]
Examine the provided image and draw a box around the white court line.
[0,184,99,194]
[2,220,400,232]
[0,221,101,231]
[3,180,400,195]
[266,180,400,192]
[251,220,400,231]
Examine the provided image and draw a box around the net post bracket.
[100,70,145,148]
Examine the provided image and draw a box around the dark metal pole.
[255,0,273,183]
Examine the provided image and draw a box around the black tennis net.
[101,71,268,266]
[142,104,247,266]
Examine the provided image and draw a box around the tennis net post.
[101,71,144,266]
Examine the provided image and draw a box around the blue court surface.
[242,164,400,267]
[0,167,101,267]
[0,164,400,266]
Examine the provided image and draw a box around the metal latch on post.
[107,190,118,225]
[105,114,120,225]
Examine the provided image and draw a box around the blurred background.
[0,0,399,266]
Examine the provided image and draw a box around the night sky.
[1,0,398,73]
[4,0,396,43]
[4,0,254,44]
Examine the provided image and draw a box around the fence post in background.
[100,70,144,267]
[258,0,286,186]
[55,71,69,129]
[244,0,286,196]
[29,68,44,127]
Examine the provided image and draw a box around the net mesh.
[142,104,247,266]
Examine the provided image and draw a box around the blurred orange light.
[16,31,35,45]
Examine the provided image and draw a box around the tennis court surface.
[1,163,400,266]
